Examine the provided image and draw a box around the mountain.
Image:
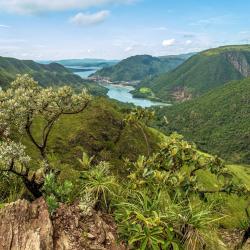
[153,77,250,164]
[141,45,250,101]
[92,54,193,82]
[0,56,107,96]
[48,59,119,68]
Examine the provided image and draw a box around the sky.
[1,0,250,60]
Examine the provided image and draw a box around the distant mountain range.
[40,59,119,68]
[154,77,250,164]
[139,45,250,101]
[92,54,194,81]
[0,56,107,96]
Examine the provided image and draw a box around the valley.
[0,5,250,247]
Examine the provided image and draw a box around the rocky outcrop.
[226,52,250,77]
[0,198,53,250]
[171,87,192,102]
[0,198,126,250]
[52,203,126,250]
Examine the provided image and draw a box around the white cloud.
[0,24,10,28]
[162,39,175,47]
[124,46,133,52]
[0,0,135,14]
[70,11,110,26]
[154,26,167,31]
[185,40,192,45]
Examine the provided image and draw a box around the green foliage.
[112,133,248,249]
[153,77,250,164]
[115,191,180,250]
[93,54,190,81]
[139,45,250,101]
[79,161,118,209]
[42,172,73,214]
[0,172,25,203]
[45,194,59,215]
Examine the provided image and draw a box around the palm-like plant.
[165,201,225,250]
[79,161,118,209]
[115,190,180,250]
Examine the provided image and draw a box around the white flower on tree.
[0,74,91,197]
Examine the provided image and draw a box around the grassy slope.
[154,78,250,164]
[22,98,161,174]
[142,45,250,101]
[93,55,187,81]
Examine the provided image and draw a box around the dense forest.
[93,54,193,81]
[153,77,250,164]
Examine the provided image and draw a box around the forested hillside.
[140,45,250,101]
[0,56,107,95]
[93,54,192,81]
[153,77,250,163]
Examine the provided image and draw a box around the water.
[71,66,169,108]
[105,84,169,108]
[66,66,100,78]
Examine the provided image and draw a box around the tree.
[0,74,91,197]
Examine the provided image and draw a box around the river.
[69,66,170,108]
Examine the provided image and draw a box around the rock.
[0,199,126,250]
[0,197,53,250]
[52,203,126,250]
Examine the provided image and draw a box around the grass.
[21,97,161,174]
[139,87,152,94]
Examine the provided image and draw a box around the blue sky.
[1,0,250,60]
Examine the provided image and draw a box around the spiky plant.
[79,161,118,210]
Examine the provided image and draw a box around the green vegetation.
[0,55,107,96]
[42,172,74,214]
[0,75,249,249]
[52,58,119,67]
[153,77,250,164]
[93,54,191,81]
[139,45,250,101]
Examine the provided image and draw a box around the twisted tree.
[0,74,91,197]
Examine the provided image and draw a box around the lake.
[104,84,170,108]
[71,66,170,108]
[66,66,101,78]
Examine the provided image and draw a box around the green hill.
[153,77,250,164]
[141,45,250,101]
[0,56,107,95]
[92,54,191,81]
[51,58,119,68]
[21,97,161,174]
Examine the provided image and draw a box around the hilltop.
[153,77,250,164]
[50,58,119,68]
[0,56,107,95]
[92,54,192,82]
[139,45,250,101]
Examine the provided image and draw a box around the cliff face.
[226,52,250,77]
[0,198,126,250]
